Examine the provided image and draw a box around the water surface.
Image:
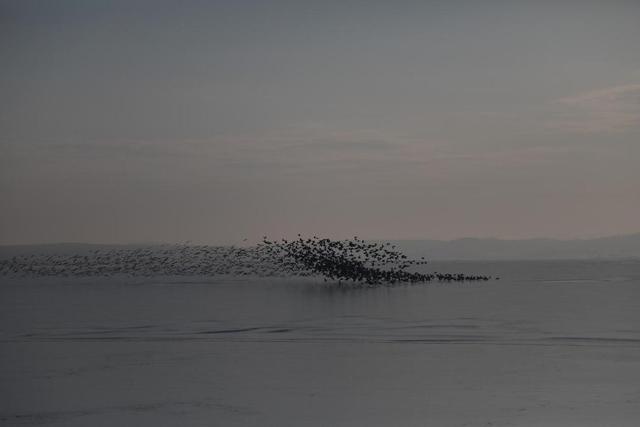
[1,260,639,426]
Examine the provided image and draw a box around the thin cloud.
[550,84,640,133]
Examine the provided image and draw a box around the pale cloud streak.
[550,84,640,133]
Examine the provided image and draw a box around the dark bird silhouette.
[0,235,492,285]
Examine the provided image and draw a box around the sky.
[1,0,639,245]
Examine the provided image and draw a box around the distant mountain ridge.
[1,233,640,260]
[380,233,640,260]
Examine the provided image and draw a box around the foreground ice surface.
[1,260,640,426]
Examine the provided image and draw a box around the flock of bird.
[0,236,492,286]
[259,235,492,285]
[0,245,277,278]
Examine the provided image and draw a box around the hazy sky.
[2,0,639,244]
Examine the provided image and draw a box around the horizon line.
[2,232,640,247]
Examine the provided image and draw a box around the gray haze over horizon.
[2,0,639,245]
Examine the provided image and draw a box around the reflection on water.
[2,260,640,427]
[3,260,640,347]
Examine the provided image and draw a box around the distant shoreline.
[1,233,640,261]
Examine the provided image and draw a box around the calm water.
[2,260,640,426]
